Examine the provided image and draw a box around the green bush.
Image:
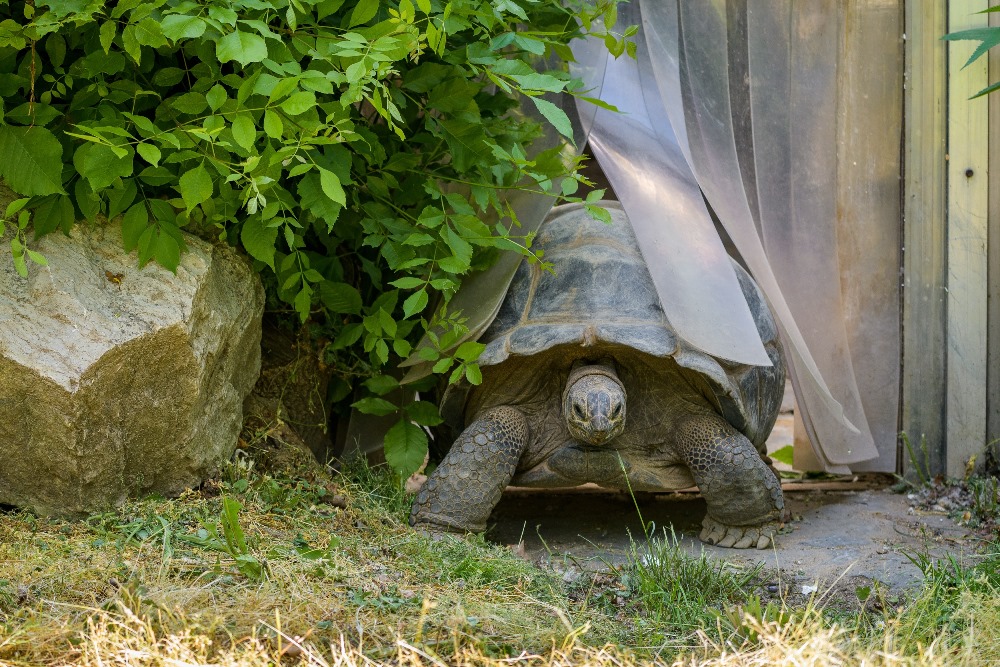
[0,0,628,475]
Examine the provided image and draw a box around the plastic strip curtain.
[579,1,894,470]
[571,7,771,367]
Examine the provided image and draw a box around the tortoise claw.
[699,516,779,550]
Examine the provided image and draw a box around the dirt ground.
[485,482,978,595]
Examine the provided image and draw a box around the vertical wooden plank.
[987,8,1000,458]
[836,0,903,473]
[946,0,990,477]
[902,0,948,477]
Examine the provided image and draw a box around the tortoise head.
[562,360,627,446]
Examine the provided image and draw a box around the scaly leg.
[678,414,784,549]
[410,406,528,534]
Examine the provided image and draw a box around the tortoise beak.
[589,418,613,443]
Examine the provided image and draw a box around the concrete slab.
[485,484,977,591]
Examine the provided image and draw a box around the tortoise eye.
[610,404,622,419]
[572,404,586,420]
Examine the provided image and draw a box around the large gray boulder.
[0,218,264,515]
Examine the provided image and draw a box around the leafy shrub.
[0,0,628,474]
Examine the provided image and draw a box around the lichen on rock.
[0,217,264,515]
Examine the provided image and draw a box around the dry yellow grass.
[5,598,1000,667]
[1,458,998,666]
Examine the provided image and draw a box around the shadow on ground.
[486,483,977,591]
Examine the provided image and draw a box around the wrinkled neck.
[565,360,620,391]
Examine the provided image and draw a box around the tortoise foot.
[413,523,467,542]
[699,516,779,549]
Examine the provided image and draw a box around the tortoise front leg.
[410,406,528,534]
[677,414,784,549]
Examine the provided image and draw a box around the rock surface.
[0,218,264,515]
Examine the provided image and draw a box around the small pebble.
[766,584,779,593]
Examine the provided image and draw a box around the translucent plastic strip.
[573,6,771,367]
[742,1,879,466]
[641,0,878,465]
[828,0,902,472]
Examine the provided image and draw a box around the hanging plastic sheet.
[630,0,888,469]
[571,5,771,367]
[740,1,878,468]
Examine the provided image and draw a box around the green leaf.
[26,249,47,266]
[508,72,567,93]
[970,79,1000,99]
[942,27,1000,68]
[465,363,482,385]
[298,173,341,228]
[389,277,424,289]
[364,374,399,395]
[45,34,66,69]
[178,164,213,212]
[209,5,238,25]
[4,102,61,127]
[206,84,227,112]
[32,195,75,238]
[231,114,256,151]
[402,288,428,318]
[332,323,364,349]
[455,341,485,362]
[161,14,207,41]
[106,180,137,219]
[73,143,133,191]
[319,280,362,313]
[263,109,283,138]
[770,445,794,467]
[349,0,380,27]
[122,24,141,63]
[136,143,161,166]
[241,216,279,269]
[352,396,398,416]
[121,203,149,252]
[171,92,208,115]
[530,96,575,143]
[444,227,472,265]
[154,231,180,272]
[0,125,65,196]
[404,400,442,426]
[154,68,185,87]
[217,31,268,67]
[279,91,316,116]
[75,179,100,221]
[584,203,613,225]
[318,168,346,206]
[5,198,28,218]
[134,18,167,48]
[383,419,428,479]
[99,21,116,54]
[12,251,27,278]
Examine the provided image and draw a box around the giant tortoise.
[410,202,787,548]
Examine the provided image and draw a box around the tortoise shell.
[440,201,785,456]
